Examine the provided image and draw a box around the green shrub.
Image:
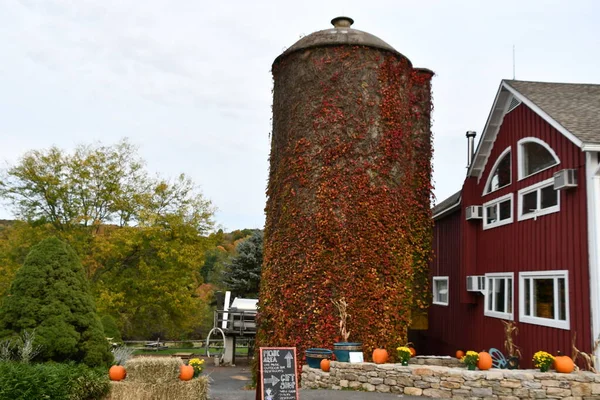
[0,361,110,400]
[101,315,122,344]
[179,341,195,349]
[0,237,113,367]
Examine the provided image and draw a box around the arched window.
[484,147,512,194]
[518,138,560,180]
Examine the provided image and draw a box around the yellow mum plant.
[532,351,554,371]
[461,350,479,368]
[189,358,205,376]
[396,346,412,363]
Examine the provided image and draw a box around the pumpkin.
[477,351,493,370]
[179,364,194,381]
[320,358,330,372]
[456,350,465,359]
[109,365,126,381]
[372,348,388,364]
[409,347,417,357]
[554,354,575,373]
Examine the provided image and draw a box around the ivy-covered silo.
[258,17,434,363]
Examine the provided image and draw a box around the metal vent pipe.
[466,131,477,168]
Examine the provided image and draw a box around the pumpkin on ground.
[456,350,465,359]
[179,364,194,381]
[477,351,493,370]
[409,347,417,357]
[320,358,330,372]
[372,348,389,364]
[554,354,575,373]
[109,365,126,381]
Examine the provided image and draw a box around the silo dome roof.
[274,17,410,64]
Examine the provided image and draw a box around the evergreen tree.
[100,315,122,344]
[223,230,263,298]
[0,237,113,367]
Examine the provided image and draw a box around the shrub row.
[0,361,110,400]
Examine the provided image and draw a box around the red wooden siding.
[424,103,591,367]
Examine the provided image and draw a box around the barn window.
[519,271,569,330]
[484,273,513,320]
[518,178,559,221]
[484,147,512,195]
[483,193,513,230]
[518,138,559,180]
[432,277,449,306]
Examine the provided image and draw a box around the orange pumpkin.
[456,350,465,359]
[477,351,493,370]
[409,347,417,357]
[554,355,575,373]
[179,364,194,381]
[109,365,126,381]
[320,358,330,372]
[372,348,389,364]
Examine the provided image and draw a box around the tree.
[0,237,113,367]
[223,230,263,298]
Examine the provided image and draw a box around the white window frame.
[484,272,514,320]
[517,178,560,221]
[517,137,560,180]
[483,193,514,230]
[432,276,449,306]
[519,270,570,330]
[483,147,512,196]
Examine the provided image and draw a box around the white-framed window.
[432,276,449,306]
[517,137,560,180]
[519,270,569,330]
[484,273,514,320]
[483,193,513,230]
[483,147,512,195]
[518,178,560,221]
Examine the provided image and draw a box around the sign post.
[259,347,299,400]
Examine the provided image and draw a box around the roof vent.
[507,95,521,113]
[331,16,354,28]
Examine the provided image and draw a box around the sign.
[259,347,299,400]
[349,351,364,363]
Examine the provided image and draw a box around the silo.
[258,17,433,363]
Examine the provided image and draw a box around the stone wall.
[301,362,600,399]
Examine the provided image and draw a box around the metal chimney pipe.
[466,131,477,168]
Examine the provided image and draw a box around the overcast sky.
[1,0,598,231]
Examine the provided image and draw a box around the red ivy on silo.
[258,46,434,371]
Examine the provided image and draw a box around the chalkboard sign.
[259,347,299,400]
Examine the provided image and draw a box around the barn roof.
[432,190,461,220]
[468,79,600,180]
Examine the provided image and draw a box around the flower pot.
[305,348,333,369]
[333,342,362,362]
[467,364,476,370]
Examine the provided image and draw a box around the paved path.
[206,362,437,400]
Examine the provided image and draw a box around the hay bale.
[125,356,183,384]
[108,377,209,400]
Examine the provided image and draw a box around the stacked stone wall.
[302,362,600,399]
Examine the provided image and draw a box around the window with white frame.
[484,147,512,194]
[518,138,560,180]
[519,270,569,330]
[484,273,513,319]
[518,178,559,221]
[432,277,449,306]
[483,193,513,229]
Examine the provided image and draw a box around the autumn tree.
[223,230,263,298]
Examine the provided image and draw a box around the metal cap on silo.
[273,16,411,66]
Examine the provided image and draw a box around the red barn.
[423,80,600,368]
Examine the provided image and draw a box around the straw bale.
[108,377,209,400]
[124,356,183,384]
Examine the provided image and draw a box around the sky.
[0,0,598,231]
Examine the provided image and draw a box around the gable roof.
[468,80,600,179]
[432,190,461,220]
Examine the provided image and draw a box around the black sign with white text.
[259,347,298,400]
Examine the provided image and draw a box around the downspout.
[585,152,600,366]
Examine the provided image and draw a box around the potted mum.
[396,346,412,366]
[461,350,479,370]
[532,351,554,372]
[189,358,205,378]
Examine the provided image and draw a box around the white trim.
[517,137,560,180]
[484,272,514,320]
[483,193,514,230]
[517,178,560,221]
[582,144,600,152]
[585,152,600,365]
[482,147,512,196]
[432,276,449,306]
[502,82,583,149]
[519,270,570,330]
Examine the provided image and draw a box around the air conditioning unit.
[465,206,483,221]
[466,276,485,293]
[554,169,578,190]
